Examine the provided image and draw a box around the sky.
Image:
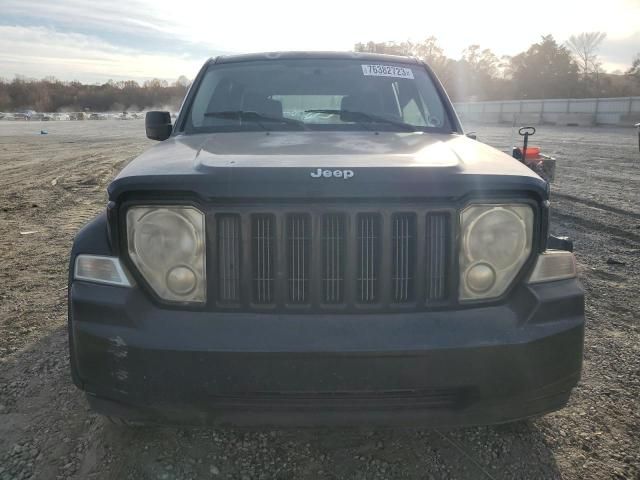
[0,0,639,83]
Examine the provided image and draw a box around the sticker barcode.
[361,64,414,79]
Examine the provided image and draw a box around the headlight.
[460,204,533,300]
[126,206,206,303]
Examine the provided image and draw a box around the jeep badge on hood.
[310,168,354,179]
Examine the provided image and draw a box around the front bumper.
[69,275,584,427]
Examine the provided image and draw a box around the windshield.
[184,59,452,133]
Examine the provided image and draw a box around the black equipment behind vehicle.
[512,125,556,183]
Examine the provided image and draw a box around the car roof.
[212,51,420,65]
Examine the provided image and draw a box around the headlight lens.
[127,206,206,303]
[460,204,533,300]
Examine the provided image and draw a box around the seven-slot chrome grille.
[211,206,453,311]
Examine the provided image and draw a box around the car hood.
[109,131,547,201]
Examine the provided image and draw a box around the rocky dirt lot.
[0,120,638,480]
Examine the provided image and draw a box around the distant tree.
[354,38,447,66]
[566,32,607,82]
[143,78,169,89]
[0,76,188,112]
[498,55,513,79]
[411,36,443,61]
[510,35,579,99]
[455,45,502,100]
[32,83,51,112]
[174,75,191,88]
[354,40,411,56]
[461,45,500,77]
[0,85,10,110]
[406,37,457,88]
[121,80,140,89]
[627,54,640,83]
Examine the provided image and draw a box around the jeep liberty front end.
[68,52,584,426]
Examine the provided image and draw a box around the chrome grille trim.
[217,215,241,302]
[426,213,449,301]
[322,214,345,304]
[252,215,274,304]
[357,214,379,303]
[287,214,310,303]
[392,214,415,302]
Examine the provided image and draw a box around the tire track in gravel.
[551,211,640,245]
[551,192,640,221]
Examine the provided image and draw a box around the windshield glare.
[185,59,451,133]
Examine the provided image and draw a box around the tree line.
[355,34,640,101]
[0,76,190,113]
[1,34,639,112]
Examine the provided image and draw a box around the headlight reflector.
[166,265,198,295]
[127,206,206,303]
[460,204,533,300]
[465,262,496,293]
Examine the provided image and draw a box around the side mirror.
[466,132,477,140]
[145,111,172,141]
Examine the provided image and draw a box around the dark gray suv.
[68,52,584,426]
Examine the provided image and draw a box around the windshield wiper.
[204,110,306,130]
[304,109,418,132]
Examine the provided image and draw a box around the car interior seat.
[242,93,283,118]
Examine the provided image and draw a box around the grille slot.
[252,214,275,304]
[426,213,450,301]
[287,214,310,303]
[392,213,416,302]
[357,214,380,303]
[217,215,241,302]
[322,214,345,304]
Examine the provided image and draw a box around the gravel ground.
[0,120,638,480]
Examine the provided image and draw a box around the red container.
[524,146,540,158]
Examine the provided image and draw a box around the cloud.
[2,0,176,38]
[0,0,638,81]
[599,32,640,70]
[0,25,205,82]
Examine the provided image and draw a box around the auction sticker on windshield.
[361,64,414,79]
